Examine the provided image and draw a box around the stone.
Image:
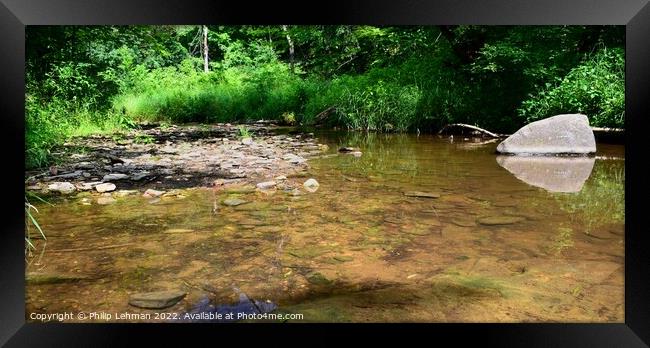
[241,137,253,145]
[223,198,249,206]
[303,178,319,192]
[256,181,277,190]
[95,183,116,193]
[48,182,76,194]
[128,290,186,309]
[102,173,129,181]
[497,156,595,193]
[496,114,596,154]
[97,197,116,205]
[404,191,440,199]
[477,216,525,226]
[143,189,165,198]
[275,175,287,181]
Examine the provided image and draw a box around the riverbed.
[25,127,625,322]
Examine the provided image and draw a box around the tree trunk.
[282,25,295,73]
[202,25,209,73]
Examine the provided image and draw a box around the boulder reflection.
[496,156,595,193]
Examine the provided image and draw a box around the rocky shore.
[25,122,329,201]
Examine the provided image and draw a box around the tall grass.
[25,193,50,256]
[25,98,131,169]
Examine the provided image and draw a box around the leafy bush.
[518,47,624,128]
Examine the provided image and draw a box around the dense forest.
[26,25,624,169]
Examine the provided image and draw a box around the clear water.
[26,132,625,322]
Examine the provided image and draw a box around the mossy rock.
[306,272,332,285]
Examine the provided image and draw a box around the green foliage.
[282,112,296,125]
[237,125,251,138]
[519,47,625,127]
[26,25,625,168]
[134,134,155,144]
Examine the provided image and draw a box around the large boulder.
[496,114,596,155]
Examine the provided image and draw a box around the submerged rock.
[306,272,332,285]
[129,290,187,309]
[97,196,116,205]
[303,178,319,192]
[477,216,525,226]
[143,189,165,198]
[223,198,249,206]
[496,114,596,155]
[48,182,76,194]
[404,191,440,199]
[95,183,116,193]
[256,181,277,190]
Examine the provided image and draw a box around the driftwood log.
[438,123,504,138]
[591,127,625,144]
[313,106,337,124]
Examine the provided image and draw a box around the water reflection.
[496,156,595,193]
[183,290,277,322]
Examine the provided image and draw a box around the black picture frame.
[1,0,648,346]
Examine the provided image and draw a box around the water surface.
[26,132,625,322]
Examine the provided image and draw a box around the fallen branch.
[438,123,504,138]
